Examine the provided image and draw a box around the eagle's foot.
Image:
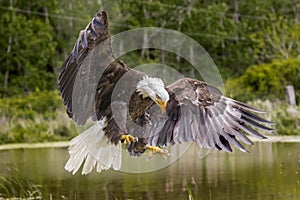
[146,145,170,160]
[120,134,137,148]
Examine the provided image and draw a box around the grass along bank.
[0,141,69,151]
[0,90,76,144]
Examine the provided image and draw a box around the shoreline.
[0,135,300,151]
[249,135,300,143]
[0,141,69,151]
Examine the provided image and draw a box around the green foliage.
[226,58,300,102]
[0,90,75,144]
[0,89,60,118]
[0,2,57,97]
[250,16,300,63]
[107,0,300,78]
[0,168,42,199]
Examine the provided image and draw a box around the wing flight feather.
[149,78,274,153]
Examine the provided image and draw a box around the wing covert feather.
[149,78,274,153]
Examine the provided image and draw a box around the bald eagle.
[58,11,274,175]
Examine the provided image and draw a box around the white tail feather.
[65,118,122,175]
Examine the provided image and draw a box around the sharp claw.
[120,134,136,144]
[120,134,136,149]
[146,145,170,160]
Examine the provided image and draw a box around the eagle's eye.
[155,94,162,100]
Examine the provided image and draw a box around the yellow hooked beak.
[155,100,167,114]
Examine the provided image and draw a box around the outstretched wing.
[60,11,153,175]
[58,11,124,125]
[148,78,274,152]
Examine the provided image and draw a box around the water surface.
[1,142,300,199]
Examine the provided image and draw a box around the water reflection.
[0,142,300,199]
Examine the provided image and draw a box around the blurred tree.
[0,0,57,97]
[250,16,300,63]
[226,58,300,102]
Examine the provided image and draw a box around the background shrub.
[226,58,300,102]
[0,90,75,144]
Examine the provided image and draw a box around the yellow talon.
[120,134,136,146]
[146,145,170,160]
[146,145,163,153]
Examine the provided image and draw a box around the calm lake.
[1,142,300,199]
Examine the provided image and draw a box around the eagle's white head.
[136,76,169,113]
